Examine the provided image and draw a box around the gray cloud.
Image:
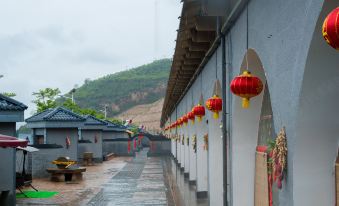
[0,0,182,118]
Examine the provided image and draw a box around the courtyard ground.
[16,149,207,206]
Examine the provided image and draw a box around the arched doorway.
[231,49,268,206]
[293,1,339,205]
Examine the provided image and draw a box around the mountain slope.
[114,98,164,130]
[72,59,171,117]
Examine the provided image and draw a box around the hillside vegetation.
[71,59,171,117]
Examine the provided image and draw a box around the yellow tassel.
[242,98,250,108]
[213,112,219,119]
[192,120,195,125]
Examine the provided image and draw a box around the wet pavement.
[88,149,168,206]
[17,149,207,206]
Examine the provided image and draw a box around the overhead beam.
[186,51,205,58]
[195,16,217,31]
[191,30,216,42]
[188,40,210,51]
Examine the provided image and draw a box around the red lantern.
[187,111,195,124]
[182,115,188,126]
[127,140,131,153]
[322,7,339,50]
[66,137,71,149]
[230,70,263,108]
[192,104,205,122]
[177,118,183,127]
[205,95,222,119]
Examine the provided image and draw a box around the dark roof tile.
[26,107,86,122]
[0,94,28,111]
[84,115,107,125]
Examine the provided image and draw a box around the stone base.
[50,172,83,182]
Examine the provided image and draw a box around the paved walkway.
[88,149,169,206]
[17,149,206,206]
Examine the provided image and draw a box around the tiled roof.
[84,115,107,125]
[26,107,86,122]
[0,94,28,111]
[104,120,127,132]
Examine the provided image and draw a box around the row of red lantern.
[163,70,264,131]
[164,7,339,131]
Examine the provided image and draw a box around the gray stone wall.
[46,128,78,160]
[28,148,64,178]
[103,141,134,156]
[0,148,16,206]
[102,131,129,140]
[78,130,103,162]
[0,122,16,136]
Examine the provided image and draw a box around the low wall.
[148,140,171,156]
[28,146,66,178]
[78,141,103,163]
[103,139,135,156]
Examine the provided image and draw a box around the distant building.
[26,107,85,177]
[102,121,133,156]
[78,115,107,163]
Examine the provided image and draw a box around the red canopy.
[0,134,28,148]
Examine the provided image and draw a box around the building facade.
[161,1,339,205]
[0,94,28,205]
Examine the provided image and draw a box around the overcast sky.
[0,0,181,116]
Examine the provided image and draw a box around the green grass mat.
[16,191,59,198]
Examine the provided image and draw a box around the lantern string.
[200,70,203,95]
[246,4,249,50]
[246,4,249,71]
[215,48,218,79]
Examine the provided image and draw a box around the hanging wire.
[200,70,203,93]
[191,86,194,106]
[246,4,249,71]
[246,4,249,50]
[215,48,218,79]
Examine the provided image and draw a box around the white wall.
[230,49,266,206]
[188,120,197,182]
[293,1,339,205]
[204,47,224,206]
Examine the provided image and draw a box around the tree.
[32,88,61,112]
[62,98,105,119]
[2,92,16,98]
[107,118,123,125]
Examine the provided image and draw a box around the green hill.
[69,59,171,117]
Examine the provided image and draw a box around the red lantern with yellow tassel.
[206,95,222,119]
[192,94,205,122]
[230,70,263,108]
[205,80,222,119]
[177,118,183,127]
[187,111,195,124]
[182,115,188,126]
[322,7,339,50]
[192,104,205,122]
